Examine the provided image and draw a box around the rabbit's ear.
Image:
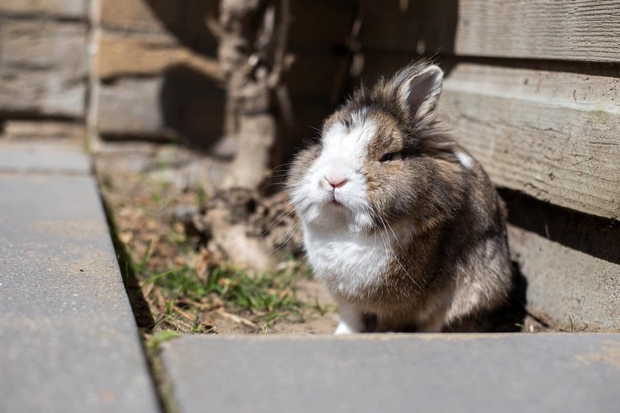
[395,64,443,123]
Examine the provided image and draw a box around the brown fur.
[288,62,513,332]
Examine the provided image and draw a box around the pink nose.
[327,177,347,188]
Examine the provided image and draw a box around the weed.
[100,165,333,335]
[134,240,152,274]
[147,330,180,351]
[312,297,334,316]
[168,264,301,321]
[190,316,202,333]
[195,184,207,210]
[100,174,113,191]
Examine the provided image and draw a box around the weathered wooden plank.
[289,0,354,50]
[0,121,85,141]
[508,224,619,331]
[0,18,87,117]
[0,0,86,18]
[97,32,221,80]
[100,0,181,33]
[439,63,620,220]
[456,0,620,62]
[97,77,224,144]
[286,54,344,97]
[362,0,620,62]
[97,77,169,137]
[361,0,457,54]
[361,53,421,84]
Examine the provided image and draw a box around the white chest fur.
[303,223,394,299]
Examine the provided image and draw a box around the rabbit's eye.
[379,152,400,162]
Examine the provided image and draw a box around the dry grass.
[96,152,336,337]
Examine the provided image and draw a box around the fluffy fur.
[287,62,512,333]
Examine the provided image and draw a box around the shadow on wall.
[159,65,225,152]
[500,189,620,266]
[140,0,462,158]
[358,0,459,84]
[144,0,219,57]
[142,0,224,151]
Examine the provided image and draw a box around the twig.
[268,0,295,125]
[172,305,196,322]
[331,0,365,103]
[215,308,259,328]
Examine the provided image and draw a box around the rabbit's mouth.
[328,190,345,208]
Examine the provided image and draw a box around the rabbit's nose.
[326,176,348,188]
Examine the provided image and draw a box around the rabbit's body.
[288,63,512,334]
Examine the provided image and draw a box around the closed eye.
[379,152,401,162]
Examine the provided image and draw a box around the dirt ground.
[95,142,559,337]
[95,142,338,337]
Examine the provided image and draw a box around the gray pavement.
[0,141,91,175]
[2,142,620,413]
[162,334,620,413]
[0,146,160,413]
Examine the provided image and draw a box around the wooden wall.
[358,0,620,330]
[3,0,615,330]
[92,0,355,158]
[93,0,222,144]
[0,0,88,141]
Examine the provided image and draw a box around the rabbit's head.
[289,62,469,234]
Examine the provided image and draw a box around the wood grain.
[361,0,457,54]
[508,225,620,331]
[97,77,224,141]
[100,0,181,33]
[0,0,86,18]
[456,0,620,62]
[439,63,620,220]
[97,32,221,80]
[0,18,87,117]
[362,0,620,62]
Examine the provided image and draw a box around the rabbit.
[287,62,513,334]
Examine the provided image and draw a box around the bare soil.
[95,142,338,337]
[95,142,560,337]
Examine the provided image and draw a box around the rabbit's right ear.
[394,64,444,123]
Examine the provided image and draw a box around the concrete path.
[162,334,620,413]
[0,142,160,413]
[2,141,619,413]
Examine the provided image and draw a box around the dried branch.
[331,0,365,103]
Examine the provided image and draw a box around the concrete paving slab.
[162,334,620,413]
[0,173,160,413]
[0,141,91,174]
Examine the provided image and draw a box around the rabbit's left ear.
[396,65,443,123]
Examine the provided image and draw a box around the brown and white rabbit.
[287,62,513,334]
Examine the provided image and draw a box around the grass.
[97,164,332,336]
[144,261,306,328]
[146,330,181,351]
[195,184,207,210]
[121,218,312,332]
[113,211,326,336]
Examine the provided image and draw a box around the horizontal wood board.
[439,63,620,220]
[456,0,620,62]
[97,32,220,80]
[361,0,620,63]
[0,18,87,117]
[0,0,86,18]
[508,225,619,331]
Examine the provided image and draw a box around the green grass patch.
[146,330,181,351]
[143,261,307,326]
